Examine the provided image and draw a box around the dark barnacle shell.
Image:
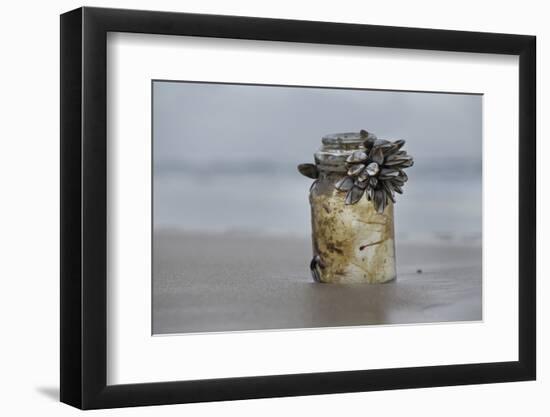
[345,185,365,205]
[334,131,414,213]
[360,129,377,148]
[335,176,355,191]
[297,163,319,179]
[310,255,325,283]
[347,163,366,176]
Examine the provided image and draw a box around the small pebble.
[416,269,423,274]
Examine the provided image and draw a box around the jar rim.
[321,132,364,145]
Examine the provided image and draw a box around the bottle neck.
[315,132,365,174]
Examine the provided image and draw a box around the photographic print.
[152,80,482,335]
[61,8,536,408]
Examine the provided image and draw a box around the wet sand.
[153,231,482,334]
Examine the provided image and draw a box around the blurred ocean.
[153,156,482,244]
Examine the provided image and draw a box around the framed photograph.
[60,6,536,409]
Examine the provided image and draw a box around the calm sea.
[154,157,482,244]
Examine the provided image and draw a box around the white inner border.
[107,32,519,385]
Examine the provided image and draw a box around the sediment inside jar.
[310,175,396,284]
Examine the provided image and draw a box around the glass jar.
[304,132,397,284]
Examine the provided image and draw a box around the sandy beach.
[152,231,482,334]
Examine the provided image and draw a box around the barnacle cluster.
[334,130,413,213]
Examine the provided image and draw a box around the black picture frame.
[60,6,536,410]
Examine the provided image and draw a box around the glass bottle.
[302,132,397,284]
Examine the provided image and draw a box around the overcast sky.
[153,81,482,173]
